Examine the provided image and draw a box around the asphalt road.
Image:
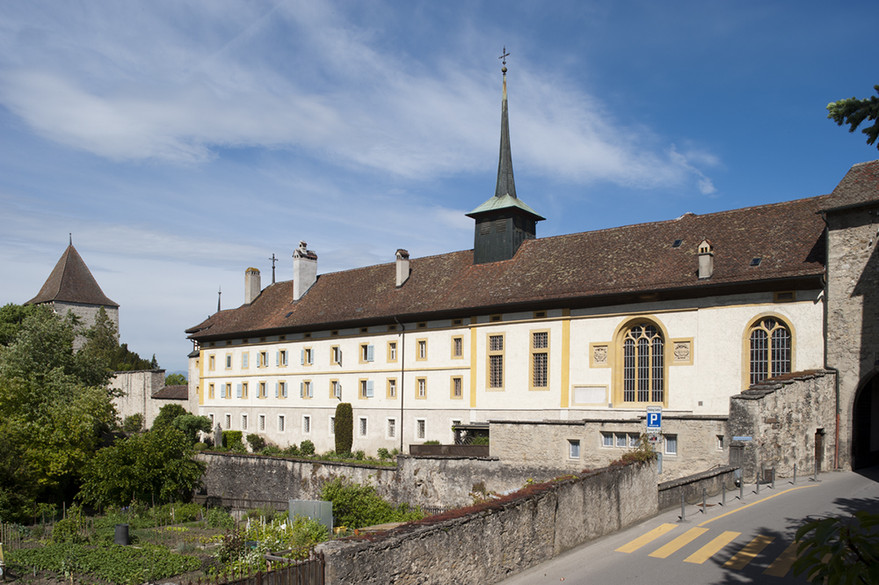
[499,466,879,585]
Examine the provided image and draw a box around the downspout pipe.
[819,211,841,470]
[394,317,406,453]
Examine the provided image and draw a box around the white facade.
[194,288,824,455]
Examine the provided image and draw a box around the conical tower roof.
[26,244,118,307]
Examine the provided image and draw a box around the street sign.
[646,406,662,432]
[647,433,660,444]
[732,436,753,442]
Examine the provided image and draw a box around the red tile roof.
[152,385,188,400]
[188,193,828,341]
[822,160,879,211]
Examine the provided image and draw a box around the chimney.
[395,249,410,287]
[244,267,261,304]
[697,240,714,279]
[293,241,318,301]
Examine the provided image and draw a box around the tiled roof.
[822,159,879,211]
[26,244,118,307]
[188,193,827,341]
[152,385,188,400]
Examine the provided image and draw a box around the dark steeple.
[467,49,544,264]
[26,243,118,307]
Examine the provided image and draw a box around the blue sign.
[646,406,662,431]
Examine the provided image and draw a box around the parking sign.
[646,406,662,432]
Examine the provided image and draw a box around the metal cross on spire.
[269,253,278,284]
[499,46,510,74]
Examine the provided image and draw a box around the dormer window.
[750,257,762,267]
[672,239,683,248]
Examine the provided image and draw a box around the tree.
[827,85,879,150]
[173,414,212,445]
[165,372,187,385]
[335,402,353,455]
[78,425,205,508]
[794,511,879,584]
[0,305,118,521]
[151,403,189,430]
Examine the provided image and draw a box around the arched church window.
[748,317,791,385]
[622,323,664,403]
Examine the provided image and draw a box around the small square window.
[568,439,581,459]
[616,433,627,448]
[716,435,724,450]
[258,414,265,431]
[241,414,248,430]
[629,434,639,448]
[225,414,231,428]
[665,434,678,455]
[416,419,426,440]
[387,418,396,439]
[359,417,368,437]
[601,432,613,447]
[303,415,311,434]
[278,415,285,432]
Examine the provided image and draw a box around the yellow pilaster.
[470,318,478,408]
[561,310,571,408]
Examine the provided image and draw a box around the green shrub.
[261,445,281,456]
[320,478,423,529]
[354,450,365,460]
[471,435,490,445]
[223,430,244,450]
[423,440,440,445]
[52,517,86,544]
[246,433,266,452]
[300,440,315,456]
[377,448,390,460]
[122,413,144,433]
[282,444,300,457]
[620,434,657,464]
[194,442,208,451]
[205,506,234,529]
[334,403,353,455]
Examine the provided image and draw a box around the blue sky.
[1,1,877,375]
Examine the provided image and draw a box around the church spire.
[495,47,517,199]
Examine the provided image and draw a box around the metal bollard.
[814,460,819,482]
[722,482,726,506]
[756,472,760,494]
[702,487,707,514]
[681,492,686,522]
[771,471,775,490]
[793,463,797,485]
[739,477,744,501]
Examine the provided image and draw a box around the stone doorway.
[852,374,879,469]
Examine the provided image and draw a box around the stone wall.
[658,466,738,510]
[826,200,879,469]
[197,452,574,510]
[728,370,835,482]
[489,416,727,480]
[54,301,118,350]
[111,369,197,428]
[318,462,657,585]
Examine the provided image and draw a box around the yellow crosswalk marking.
[763,541,799,577]
[723,534,774,570]
[684,530,741,564]
[615,523,678,553]
[648,527,708,559]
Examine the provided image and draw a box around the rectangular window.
[387,341,397,362]
[616,433,627,448]
[530,330,549,389]
[209,413,215,427]
[359,417,368,437]
[665,434,678,455]
[360,344,375,363]
[258,414,265,431]
[209,355,216,370]
[331,379,341,400]
[303,415,311,434]
[330,416,335,435]
[225,354,232,369]
[416,377,426,399]
[416,419,426,440]
[488,334,504,389]
[451,376,463,399]
[601,432,613,447]
[387,378,397,399]
[629,433,639,448]
[258,351,268,367]
[278,415,285,432]
[242,382,249,399]
[225,383,232,399]
[717,435,725,450]
[417,339,428,361]
[569,439,581,459]
[241,414,248,430]
[300,380,313,398]
[259,382,266,399]
[279,349,288,366]
[280,381,288,398]
[225,413,231,428]
[301,347,313,365]
[360,379,374,399]
[331,345,341,365]
[452,336,463,358]
[241,353,249,368]
[387,418,396,439]
[209,383,215,399]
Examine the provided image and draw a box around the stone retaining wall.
[319,462,658,585]
[728,370,835,482]
[197,452,573,510]
[657,465,738,510]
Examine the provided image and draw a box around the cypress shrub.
[335,402,353,455]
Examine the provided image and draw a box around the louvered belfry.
[467,58,544,264]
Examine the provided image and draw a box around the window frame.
[486,333,505,390]
[416,377,427,399]
[529,329,550,391]
[450,376,463,399]
[613,318,668,407]
[451,336,464,359]
[744,315,794,387]
[416,338,428,361]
